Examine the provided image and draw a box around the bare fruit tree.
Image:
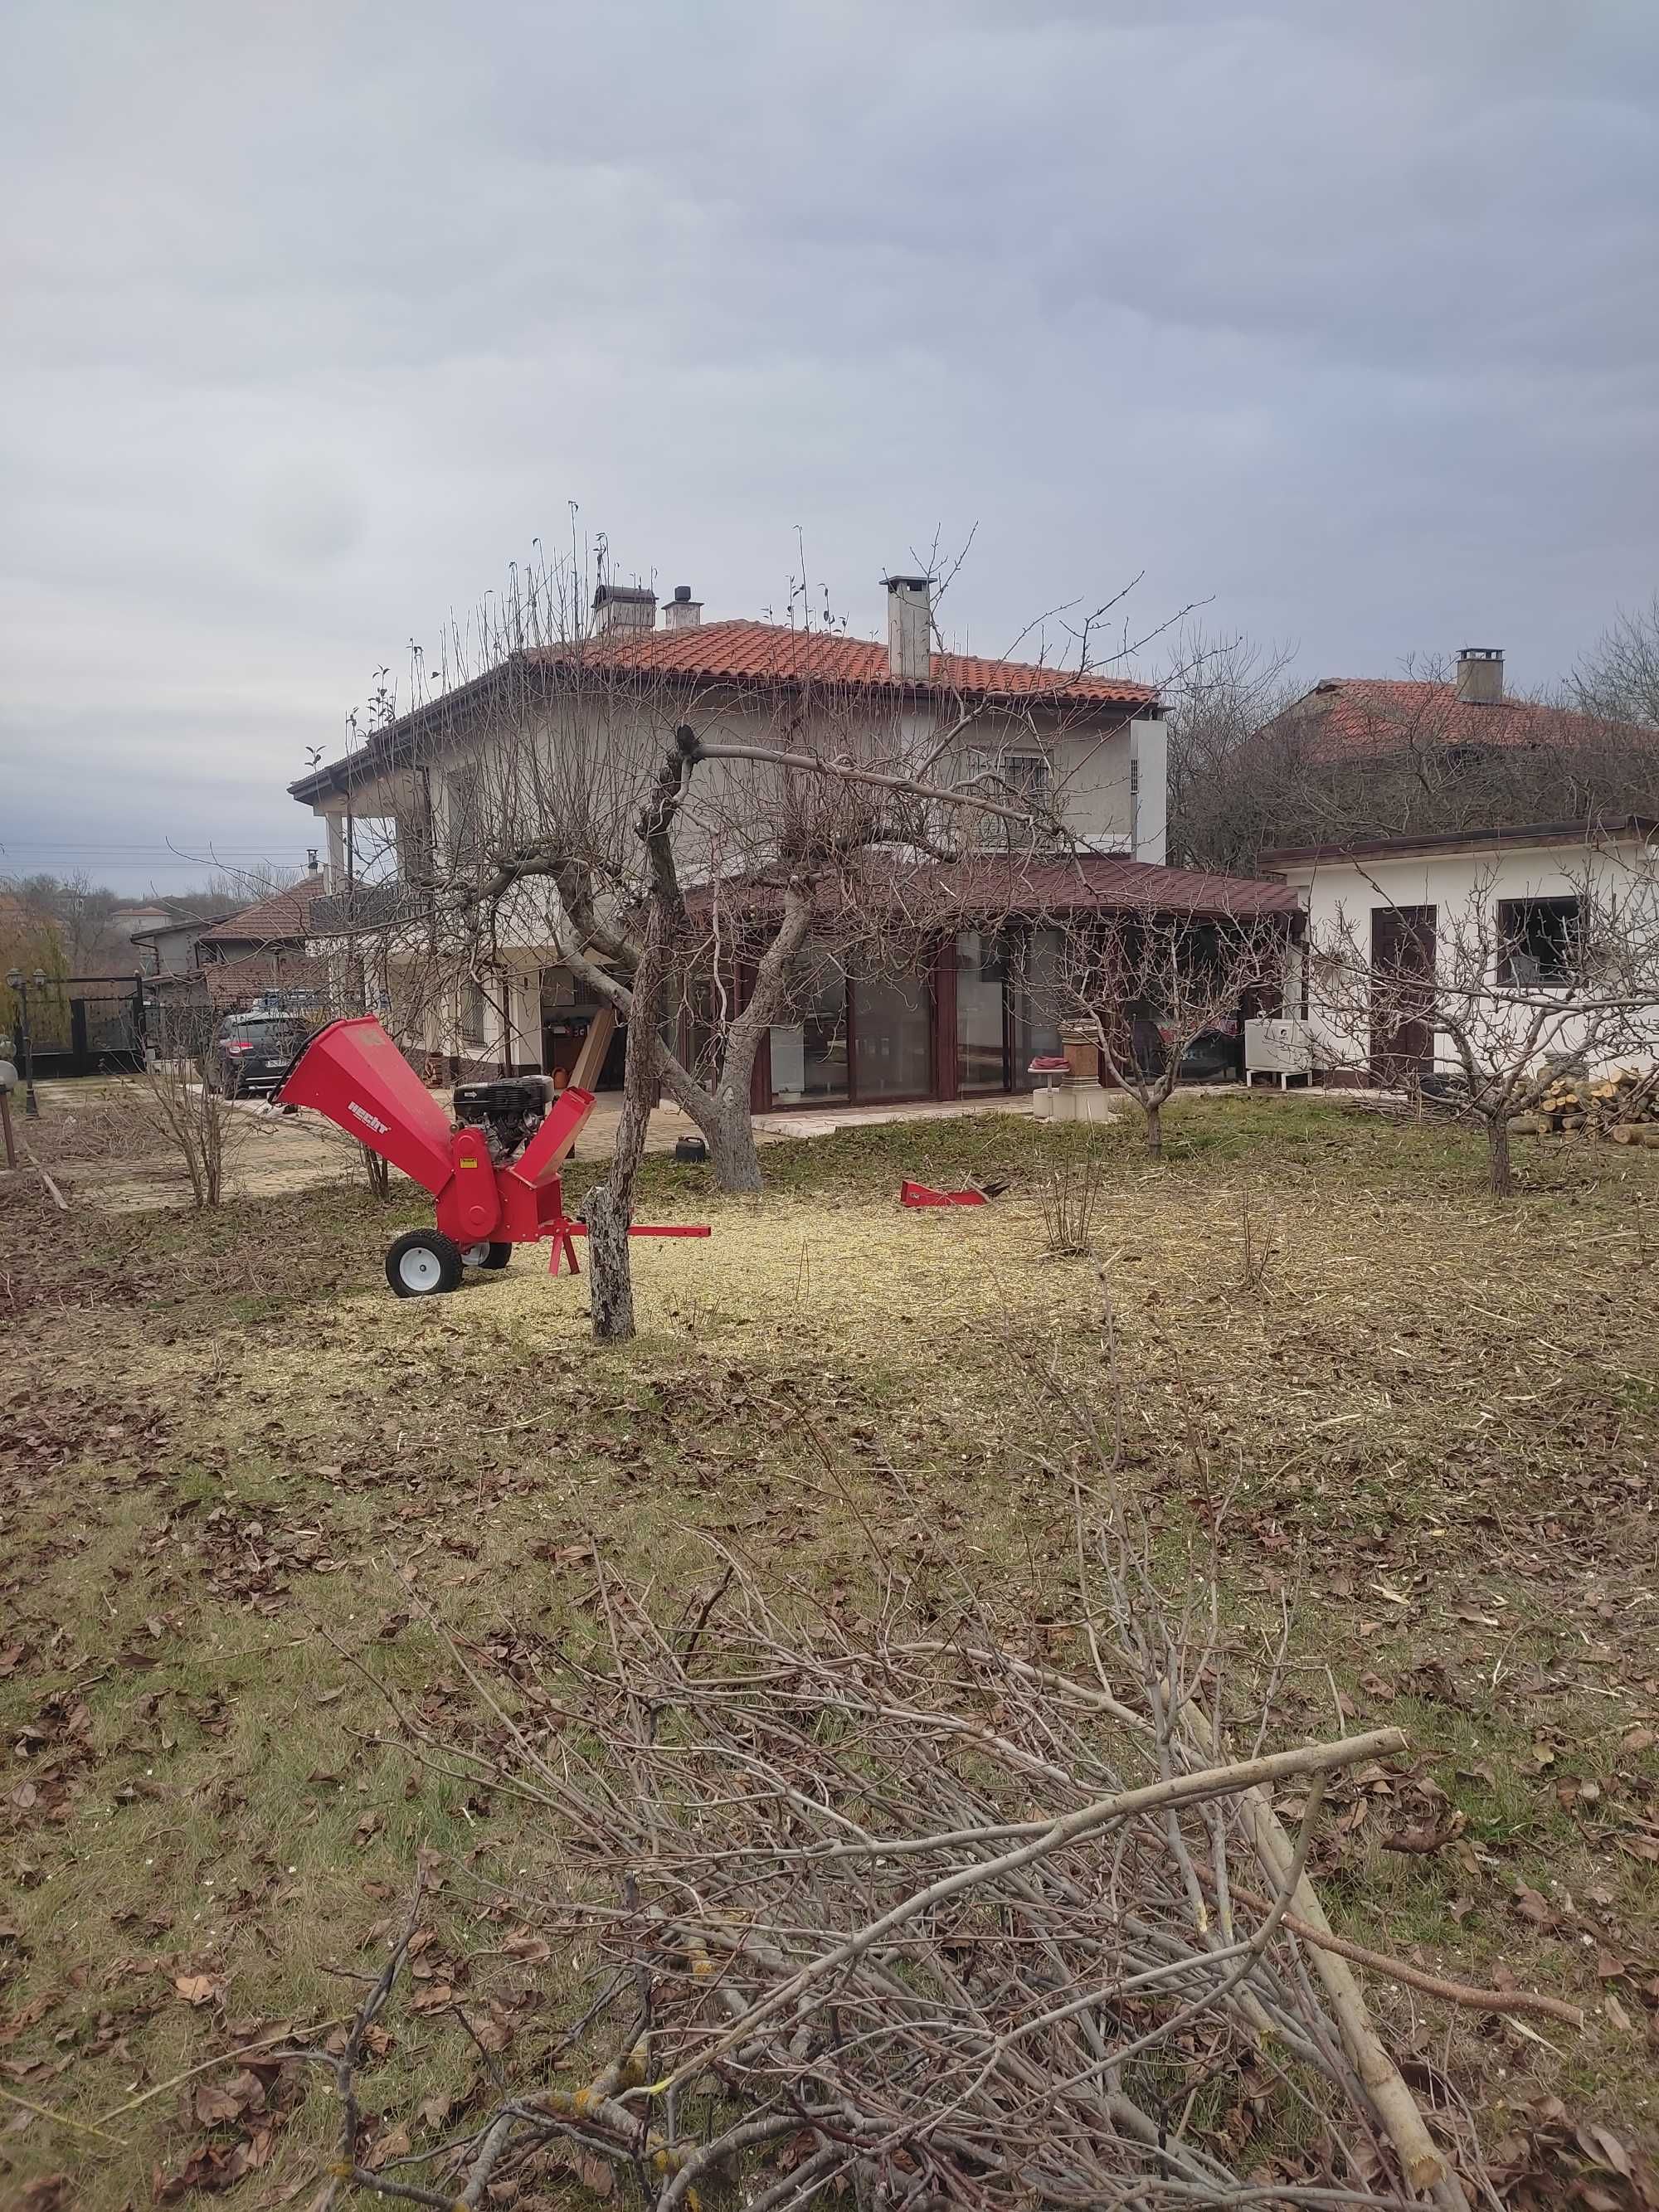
[1306,848,1659,1197]
[1033,902,1291,1156]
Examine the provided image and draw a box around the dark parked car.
[1124,1015,1243,1085]
[208,1013,311,1098]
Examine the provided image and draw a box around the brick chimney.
[1456,646,1503,705]
[883,575,932,683]
[660,584,702,631]
[591,583,657,635]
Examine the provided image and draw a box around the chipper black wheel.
[461,1242,513,1271]
[385,1229,465,1298]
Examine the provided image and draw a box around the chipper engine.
[452,1074,557,1165]
[275,1016,708,1297]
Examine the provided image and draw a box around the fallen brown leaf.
[173,1972,226,2008]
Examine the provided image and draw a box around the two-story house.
[289,573,1293,1106]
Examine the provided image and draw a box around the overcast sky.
[3,0,1656,893]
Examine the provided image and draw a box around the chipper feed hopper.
[275,1016,708,1296]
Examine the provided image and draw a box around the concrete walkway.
[578,1089,1042,1159]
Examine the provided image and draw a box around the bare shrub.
[136,1006,245,1208]
[1237,1194,1277,1290]
[1038,1141,1107,1256]
[359,1142,392,1199]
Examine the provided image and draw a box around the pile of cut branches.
[298,1502,1559,2212]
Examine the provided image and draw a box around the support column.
[322,809,347,894]
[507,970,544,1072]
[932,937,958,1101]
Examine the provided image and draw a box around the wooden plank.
[19,1135,68,1212]
[568,1007,617,1091]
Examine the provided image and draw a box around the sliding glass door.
[854,965,932,1100]
[769,948,850,1106]
[956,926,1064,1092]
[956,931,1009,1091]
[767,944,933,1106]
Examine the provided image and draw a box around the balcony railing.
[309,879,425,935]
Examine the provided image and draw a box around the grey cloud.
[2,0,1655,890]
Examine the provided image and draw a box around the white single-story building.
[1265,817,1659,1087]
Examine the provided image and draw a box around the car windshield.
[219,1020,305,1052]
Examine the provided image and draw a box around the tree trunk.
[1486,1113,1514,1199]
[583,1184,635,1341]
[583,902,669,1344]
[666,882,812,1194]
[1143,1100,1163,1157]
[705,1086,765,1192]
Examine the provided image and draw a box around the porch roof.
[688,849,1302,926]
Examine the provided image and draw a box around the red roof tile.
[1283,678,1603,763]
[197,874,328,948]
[693,850,1300,926]
[951,851,1302,919]
[290,623,1156,804]
[552,620,1156,708]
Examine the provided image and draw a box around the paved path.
[574,1090,1041,1159]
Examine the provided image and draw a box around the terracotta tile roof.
[1283,678,1604,763]
[290,623,1156,804]
[949,851,1302,919]
[197,874,328,948]
[693,850,1301,926]
[550,620,1156,707]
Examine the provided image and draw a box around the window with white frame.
[964,749,1050,800]
[461,975,491,1044]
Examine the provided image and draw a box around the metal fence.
[10,974,147,1078]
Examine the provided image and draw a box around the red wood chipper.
[275,1017,708,1297]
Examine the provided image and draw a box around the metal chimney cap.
[672,584,693,603]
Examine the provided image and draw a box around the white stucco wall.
[1046,719,1131,851]
[300,681,1172,1063]
[1279,833,1659,1079]
[1130,717,1168,863]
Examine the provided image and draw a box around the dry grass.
[1,1089,1657,2204]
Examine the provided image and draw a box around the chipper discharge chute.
[275,1016,708,1297]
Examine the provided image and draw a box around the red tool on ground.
[899,1178,1006,1208]
[276,1016,709,1297]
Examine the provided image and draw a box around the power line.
[1,843,311,857]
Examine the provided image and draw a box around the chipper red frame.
[275,1016,708,1298]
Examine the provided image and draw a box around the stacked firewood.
[1510,1064,1659,1143]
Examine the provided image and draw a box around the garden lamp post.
[5,968,46,1117]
